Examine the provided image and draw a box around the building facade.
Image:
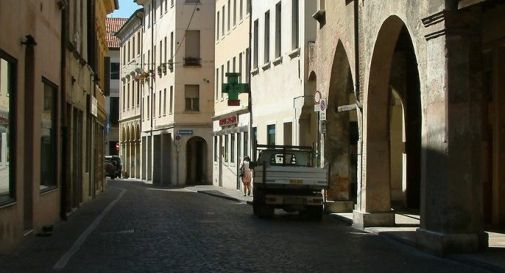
[134,0,215,186]
[105,18,127,156]
[212,0,251,190]
[0,0,117,253]
[312,0,505,253]
[250,0,318,155]
[117,9,143,179]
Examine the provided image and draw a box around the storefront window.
[0,53,16,203]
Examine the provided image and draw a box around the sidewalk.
[196,184,505,273]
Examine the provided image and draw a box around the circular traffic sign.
[320,99,327,112]
[314,91,321,104]
[175,135,181,141]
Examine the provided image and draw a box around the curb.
[328,213,505,273]
[196,190,244,203]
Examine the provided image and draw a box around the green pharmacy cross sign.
[223,73,249,106]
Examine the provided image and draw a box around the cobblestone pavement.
[0,180,495,273]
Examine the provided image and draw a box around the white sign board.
[320,111,327,121]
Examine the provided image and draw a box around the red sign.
[219,116,238,127]
[115,143,120,151]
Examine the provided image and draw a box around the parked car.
[105,155,122,179]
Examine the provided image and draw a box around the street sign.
[314,91,321,104]
[314,104,320,112]
[338,104,356,113]
[319,99,327,112]
[320,111,327,121]
[178,129,193,136]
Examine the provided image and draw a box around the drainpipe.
[247,0,253,160]
[59,0,68,220]
[354,0,363,210]
[150,1,155,184]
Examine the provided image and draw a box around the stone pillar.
[417,9,488,254]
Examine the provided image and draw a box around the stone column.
[417,9,488,254]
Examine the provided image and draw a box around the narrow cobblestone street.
[0,180,495,273]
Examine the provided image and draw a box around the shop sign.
[90,96,98,117]
[219,115,238,127]
[178,129,194,136]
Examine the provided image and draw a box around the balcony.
[183,57,202,67]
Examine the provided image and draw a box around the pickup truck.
[252,145,328,220]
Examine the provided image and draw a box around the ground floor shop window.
[231,134,235,163]
[0,52,16,203]
[40,78,57,191]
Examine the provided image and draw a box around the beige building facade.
[135,0,215,186]
[213,0,251,190]
[0,0,117,253]
[250,0,318,155]
[117,9,143,179]
[312,0,505,253]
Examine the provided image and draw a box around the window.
[253,20,258,68]
[110,97,119,126]
[164,36,167,65]
[216,11,220,39]
[127,40,131,62]
[233,57,236,73]
[227,0,231,31]
[239,53,243,82]
[233,0,237,26]
[185,0,200,3]
[131,81,135,108]
[122,85,125,111]
[284,122,292,145]
[185,85,199,112]
[275,2,282,58]
[159,90,162,117]
[252,127,257,160]
[184,30,200,65]
[264,11,270,63]
[132,36,136,59]
[245,49,250,83]
[165,0,168,13]
[221,6,225,36]
[122,46,126,65]
[292,0,299,50]
[231,134,235,163]
[247,0,250,14]
[220,65,224,97]
[127,82,130,109]
[147,95,150,119]
[170,32,174,64]
[110,62,119,79]
[239,0,243,20]
[153,0,157,24]
[267,124,275,146]
[169,86,173,114]
[215,68,219,100]
[163,88,167,115]
[146,4,150,28]
[153,92,156,119]
[41,78,58,191]
[138,32,141,54]
[137,81,140,106]
[0,54,15,203]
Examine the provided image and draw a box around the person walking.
[239,156,252,196]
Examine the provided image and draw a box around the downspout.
[59,0,68,220]
[247,0,253,160]
[150,2,154,183]
[354,0,364,210]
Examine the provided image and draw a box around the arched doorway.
[360,16,421,226]
[298,71,318,149]
[325,42,358,208]
[186,136,208,185]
